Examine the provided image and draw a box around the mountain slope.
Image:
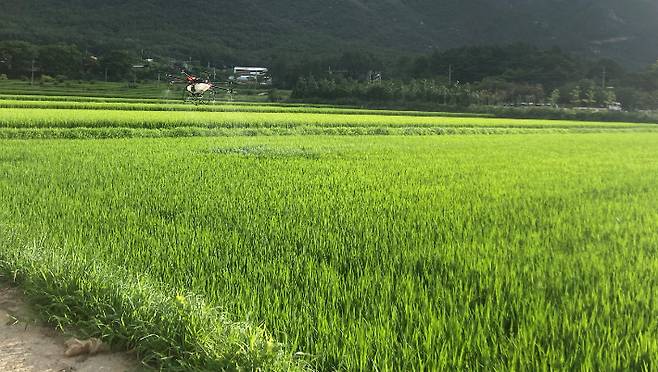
[1,0,657,67]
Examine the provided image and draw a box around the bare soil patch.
[0,286,139,372]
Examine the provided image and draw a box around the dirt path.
[0,286,139,372]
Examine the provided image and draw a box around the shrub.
[40,74,55,84]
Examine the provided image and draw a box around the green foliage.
[1,38,657,110]
[38,43,82,78]
[39,75,55,84]
[585,86,597,107]
[1,133,658,370]
[1,0,657,69]
[0,106,650,132]
[570,86,582,106]
[0,230,305,371]
[99,50,135,81]
[548,89,560,106]
[0,93,656,140]
[281,45,658,110]
[0,40,37,75]
[0,40,137,81]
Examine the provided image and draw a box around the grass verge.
[0,227,307,371]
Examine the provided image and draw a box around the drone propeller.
[211,81,237,94]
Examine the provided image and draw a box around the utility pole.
[601,66,606,89]
[104,67,108,82]
[448,64,453,86]
[30,58,35,85]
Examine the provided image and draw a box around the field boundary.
[0,228,307,371]
[0,126,656,140]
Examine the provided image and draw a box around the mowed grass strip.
[1,134,657,370]
[0,108,650,130]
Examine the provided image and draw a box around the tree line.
[0,40,165,82]
[1,40,656,110]
[279,45,657,110]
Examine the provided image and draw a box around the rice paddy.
[0,93,657,371]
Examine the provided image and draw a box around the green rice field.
[1,93,657,370]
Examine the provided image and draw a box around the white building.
[232,67,271,85]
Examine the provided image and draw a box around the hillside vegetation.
[1,0,657,67]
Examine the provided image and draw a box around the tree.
[584,85,597,107]
[337,51,382,80]
[603,89,617,106]
[549,89,561,107]
[0,40,37,77]
[99,50,134,81]
[570,86,582,106]
[38,43,83,79]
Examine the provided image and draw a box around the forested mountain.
[1,0,657,67]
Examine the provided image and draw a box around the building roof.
[234,67,268,72]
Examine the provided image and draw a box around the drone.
[168,70,235,104]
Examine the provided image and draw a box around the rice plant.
[1,134,657,370]
[0,108,650,131]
